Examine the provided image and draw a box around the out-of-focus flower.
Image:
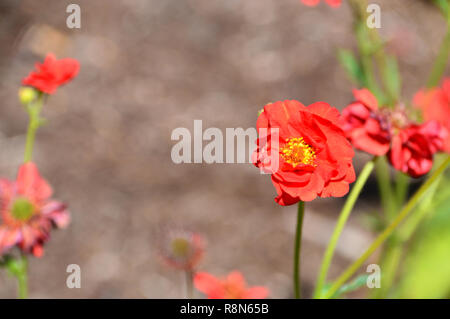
[340,89,391,156]
[22,53,79,94]
[159,229,205,271]
[0,162,70,257]
[194,271,269,299]
[253,100,355,205]
[389,121,447,178]
[414,79,450,153]
[301,0,341,8]
[18,87,37,105]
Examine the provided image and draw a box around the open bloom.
[159,229,205,271]
[341,88,447,177]
[301,0,341,8]
[253,100,355,205]
[414,78,450,153]
[194,271,269,299]
[22,53,80,94]
[0,162,70,257]
[340,89,391,156]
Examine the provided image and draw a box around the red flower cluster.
[340,89,447,177]
[194,271,269,299]
[0,163,70,257]
[254,101,355,205]
[159,229,205,271]
[22,53,80,94]
[301,0,341,8]
[414,78,450,153]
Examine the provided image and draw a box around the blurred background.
[0,0,448,298]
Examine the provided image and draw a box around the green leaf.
[337,49,366,86]
[433,0,449,19]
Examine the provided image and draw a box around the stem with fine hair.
[293,201,305,299]
[24,94,44,162]
[427,24,450,88]
[322,155,450,299]
[313,159,375,298]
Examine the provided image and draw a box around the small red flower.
[414,78,450,153]
[301,0,341,8]
[159,229,205,271]
[389,121,447,178]
[22,53,80,94]
[254,100,355,205]
[340,89,391,156]
[0,163,70,257]
[194,271,269,299]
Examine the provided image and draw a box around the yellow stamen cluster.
[280,137,316,167]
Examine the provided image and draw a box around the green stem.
[17,255,28,299]
[313,159,375,298]
[427,24,450,88]
[185,270,193,299]
[293,201,304,299]
[375,156,397,220]
[23,95,44,163]
[322,156,450,299]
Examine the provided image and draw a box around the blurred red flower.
[301,0,341,8]
[340,89,391,156]
[194,271,269,299]
[0,162,70,257]
[414,79,450,153]
[22,53,80,94]
[389,121,447,178]
[254,100,355,205]
[159,229,205,271]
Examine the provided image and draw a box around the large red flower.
[414,78,450,153]
[340,89,391,156]
[341,88,447,177]
[301,0,342,8]
[0,163,70,257]
[194,271,269,299]
[22,53,80,94]
[254,100,355,205]
[389,121,447,178]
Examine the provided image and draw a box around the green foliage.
[322,274,369,298]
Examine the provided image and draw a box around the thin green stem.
[313,159,375,298]
[293,201,305,299]
[375,156,397,220]
[185,270,193,299]
[427,24,450,88]
[322,156,450,299]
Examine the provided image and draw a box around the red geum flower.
[253,100,355,205]
[301,0,342,8]
[194,271,269,299]
[0,162,70,257]
[388,121,447,178]
[413,78,450,153]
[159,229,205,271]
[340,89,391,156]
[22,53,80,94]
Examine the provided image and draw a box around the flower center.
[280,137,316,167]
[171,238,190,258]
[11,197,34,221]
